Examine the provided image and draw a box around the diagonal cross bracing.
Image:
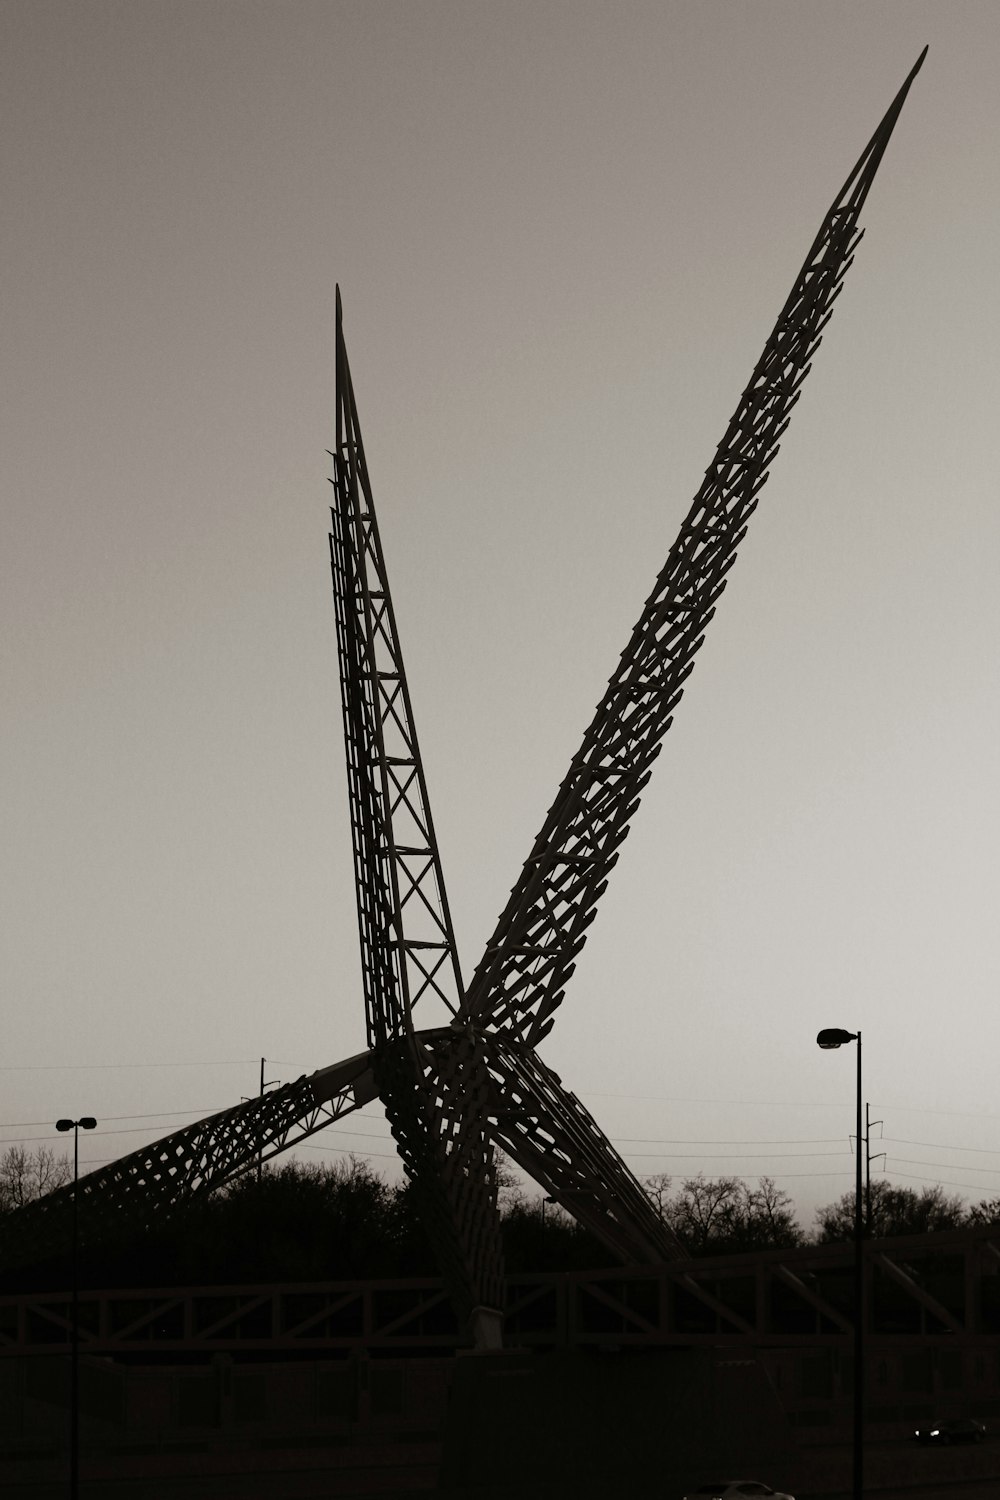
[330,291,467,1042]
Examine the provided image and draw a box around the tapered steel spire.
[461,49,929,1053]
[330,293,506,1341]
[331,287,467,1046]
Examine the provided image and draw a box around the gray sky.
[3,1,999,1234]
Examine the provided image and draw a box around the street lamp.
[816,1028,863,1500]
[56,1116,97,1500]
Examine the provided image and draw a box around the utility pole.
[258,1059,279,1181]
[865,1102,885,1235]
[242,1061,279,1183]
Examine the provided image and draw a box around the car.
[683,1485,796,1499]
[913,1416,986,1444]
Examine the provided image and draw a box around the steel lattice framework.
[0,1054,377,1271]
[0,51,926,1346]
[330,292,506,1334]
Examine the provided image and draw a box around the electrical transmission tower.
[1,50,927,1348]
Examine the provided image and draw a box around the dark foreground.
[5,1344,1000,1498]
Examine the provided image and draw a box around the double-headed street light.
[56,1116,97,1500]
[816,1028,862,1500]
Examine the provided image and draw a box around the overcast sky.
[3,1,999,1235]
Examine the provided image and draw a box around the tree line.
[641,1169,1000,1252]
[2,1143,999,1287]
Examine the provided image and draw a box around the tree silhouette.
[0,1145,70,1211]
[815,1180,965,1242]
[643,1173,803,1255]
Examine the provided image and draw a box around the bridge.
[4,1221,999,1360]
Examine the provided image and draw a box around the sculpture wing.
[464,51,927,1050]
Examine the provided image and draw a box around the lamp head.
[55,1119,73,1132]
[816,1028,859,1049]
[79,1117,97,1130]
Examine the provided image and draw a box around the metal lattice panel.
[0,1054,375,1271]
[379,1031,505,1322]
[330,290,466,1045]
[480,1034,681,1264]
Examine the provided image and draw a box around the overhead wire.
[0,1109,227,1129]
[889,1167,1000,1194]
[579,1089,851,1109]
[7,1098,1000,1203]
[623,1149,847,1161]
[889,1155,1000,1178]
[884,1136,1000,1156]
[7,1112,1000,1173]
[0,1060,258,1071]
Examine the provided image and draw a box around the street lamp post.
[56,1116,97,1500]
[817,1028,863,1500]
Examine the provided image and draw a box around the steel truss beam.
[330,286,466,1044]
[331,294,505,1341]
[0,1054,375,1271]
[4,1220,994,1358]
[462,48,928,1050]
[475,1032,678,1264]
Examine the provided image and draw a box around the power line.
[616,1135,843,1146]
[874,1101,1000,1124]
[7,1117,997,1163]
[888,1167,1000,1195]
[2,1125,222,1146]
[626,1149,847,1161]
[885,1137,1000,1156]
[676,1168,855,1181]
[9,1116,1000,1193]
[84,1142,404,1169]
[580,1089,850,1109]
[0,1110,844,1148]
[0,1060,258,1072]
[296,1143,400,1161]
[0,1109,226,1129]
[889,1155,1000,1178]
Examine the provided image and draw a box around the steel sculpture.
[1,51,926,1347]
